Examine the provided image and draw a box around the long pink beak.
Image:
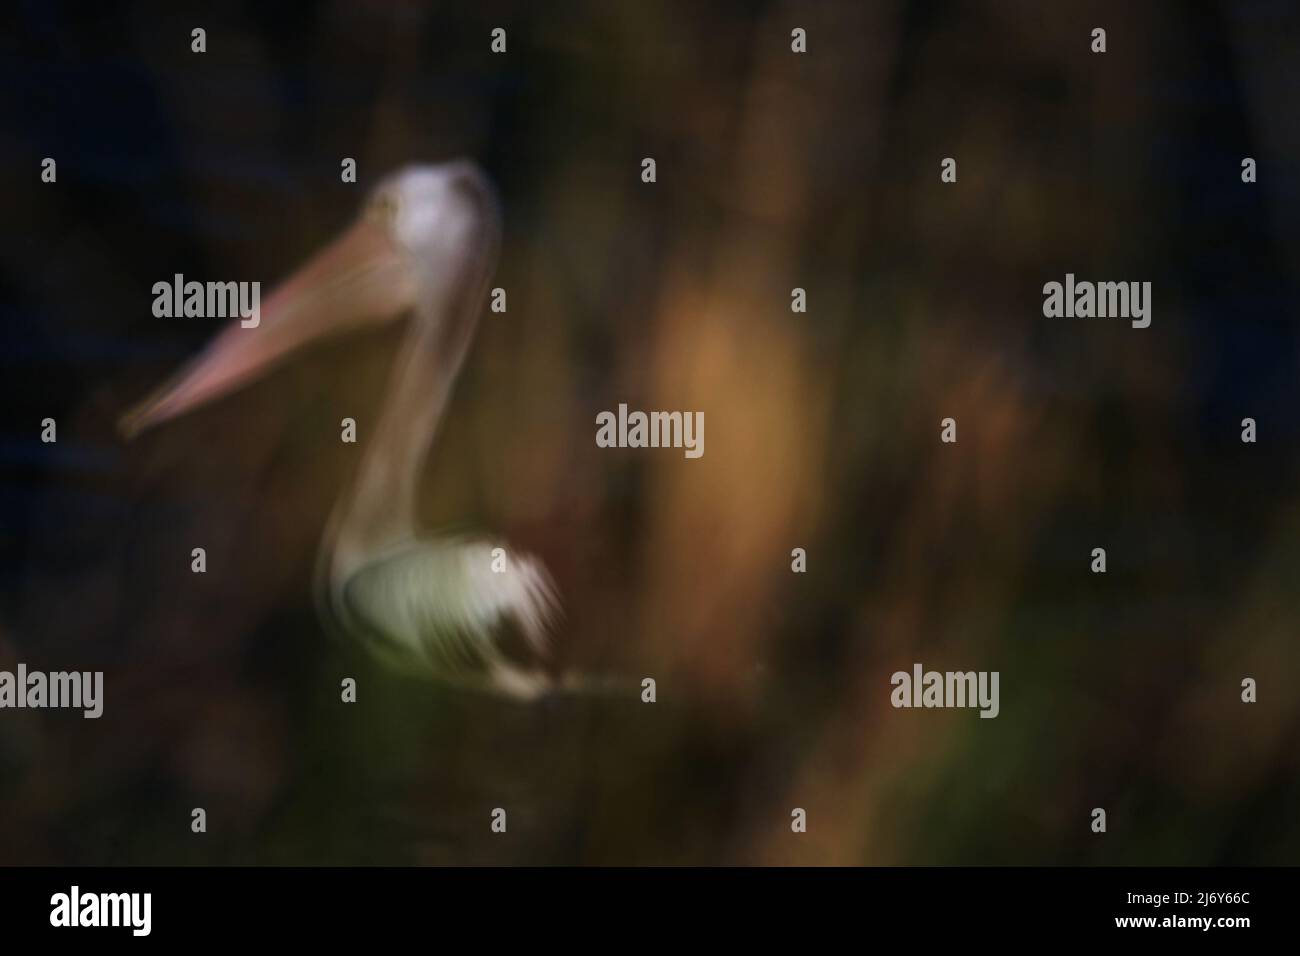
[120,215,415,439]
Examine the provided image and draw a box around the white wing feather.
[340,537,559,692]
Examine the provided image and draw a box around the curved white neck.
[324,190,500,585]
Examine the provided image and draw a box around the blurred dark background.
[1,0,1299,864]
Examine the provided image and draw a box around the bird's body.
[338,538,557,696]
[122,161,560,697]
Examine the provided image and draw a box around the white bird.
[120,161,561,698]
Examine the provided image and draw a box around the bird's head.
[118,160,499,439]
[364,162,500,267]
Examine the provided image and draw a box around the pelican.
[120,161,561,698]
